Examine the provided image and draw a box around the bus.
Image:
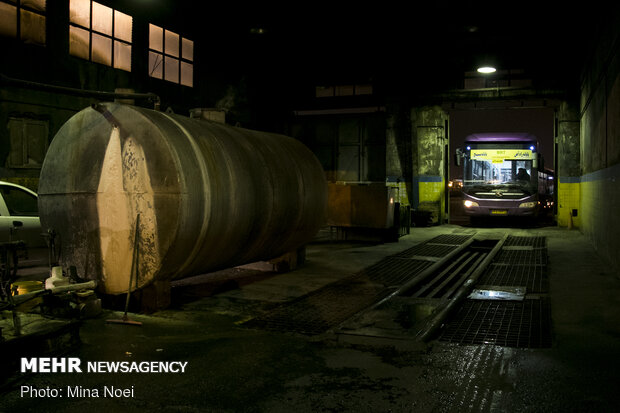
[455,132,553,220]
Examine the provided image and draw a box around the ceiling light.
[477,66,496,74]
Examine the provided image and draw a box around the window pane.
[339,118,360,143]
[315,86,334,98]
[181,37,193,61]
[148,51,162,78]
[149,23,162,52]
[0,3,17,38]
[164,55,178,82]
[69,25,89,60]
[164,30,179,57]
[22,0,46,12]
[335,85,355,96]
[92,1,112,35]
[7,119,24,166]
[355,84,373,95]
[69,0,90,27]
[24,120,48,165]
[114,40,131,71]
[91,32,111,66]
[180,61,193,87]
[114,10,132,42]
[20,9,45,45]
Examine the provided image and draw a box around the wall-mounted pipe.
[0,73,160,110]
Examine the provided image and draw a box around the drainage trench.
[400,239,497,300]
[244,234,552,349]
[243,234,475,335]
[437,235,552,348]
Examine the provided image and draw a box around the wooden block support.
[269,246,306,273]
[138,280,171,313]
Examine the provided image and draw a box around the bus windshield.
[463,148,536,194]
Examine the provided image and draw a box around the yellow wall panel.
[557,180,580,228]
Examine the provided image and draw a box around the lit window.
[69,0,132,71]
[148,24,193,87]
[315,84,373,98]
[335,85,355,96]
[0,0,46,46]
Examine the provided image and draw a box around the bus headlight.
[519,202,536,208]
[464,200,479,208]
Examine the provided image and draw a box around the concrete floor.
[2,222,620,412]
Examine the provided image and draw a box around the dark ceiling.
[115,1,603,95]
[206,2,599,90]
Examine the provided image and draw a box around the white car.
[0,181,45,248]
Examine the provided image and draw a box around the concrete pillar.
[556,101,581,227]
[411,106,449,225]
[385,109,412,206]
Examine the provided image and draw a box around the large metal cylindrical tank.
[38,103,327,294]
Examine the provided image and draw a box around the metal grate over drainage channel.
[478,235,549,294]
[244,234,473,335]
[439,235,552,348]
[242,276,392,335]
[438,298,552,348]
[477,264,548,294]
[503,235,546,249]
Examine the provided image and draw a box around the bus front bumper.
[463,199,538,217]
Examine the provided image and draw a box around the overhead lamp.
[477,66,496,74]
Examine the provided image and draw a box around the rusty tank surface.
[38,103,327,295]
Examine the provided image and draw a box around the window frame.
[148,23,193,87]
[0,0,46,46]
[69,0,132,71]
[6,117,49,169]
